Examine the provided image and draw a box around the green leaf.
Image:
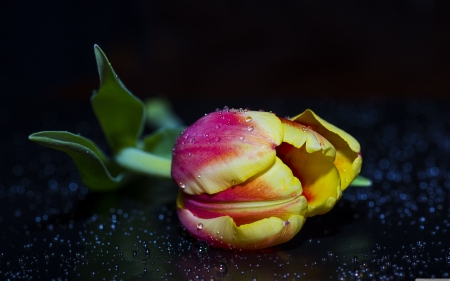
[114,127,184,179]
[91,45,145,154]
[350,175,372,187]
[29,131,128,192]
[145,97,184,129]
[142,127,185,159]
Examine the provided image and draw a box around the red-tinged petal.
[290,109,361,190]
[177,207,306,250]
[180,157,305,226]
[278,118,341,216]
[171,110,283,195]
[181,192,307,226]
[188,157,302,202]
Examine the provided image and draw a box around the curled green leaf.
[92,45,145,154]
[29,131,128,192]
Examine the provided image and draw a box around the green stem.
[115,147,172,179]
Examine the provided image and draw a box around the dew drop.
[231,180,236,185]
[179,183,186,189]
[215,125,220,129]
[302,125,307,132]
[245,116,253,122]
[192,241,209,255]
[188,152,192,157]
[247,126,254,132]
[197,223,203,230]
[204,134,209,138]
[239,136,245,141]
[190,138,195,143]
[197,175,201,178]
[215,262,228,276]
[215,137,221,142]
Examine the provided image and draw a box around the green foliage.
[29,131,127,191]
[350,175,372,187]
[91,45,145,154]
[29,45,184,192]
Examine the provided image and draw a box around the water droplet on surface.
[204,134,209,138]
[197,223,203,230]
[231,180,236,185]
[188,152,192,157]
[247,126,254,132]
[197,175,201,178]
[190,138,195,143]
[239,136,245,140]
[245,116,253,122]
[192,241,209,255]
[215,261,228,276]
[215,137,221,142]
[179,183,186,189]
[133,250,138,257]
[215,125,220,129]
[302,125,307,132]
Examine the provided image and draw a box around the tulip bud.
[172,108,362,249]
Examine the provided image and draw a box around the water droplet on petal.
[245,116,253,122]
[247,126,254,132]
[204,134,209,138]
[188,152,192,157]
[215,137,221,142]
[190,138,195,143]
[215,125,220,129]
[179,183,186,189]
[197,174,201,178]
[196,223,203,230]
[231,180,236,185]
[239,136,245,141]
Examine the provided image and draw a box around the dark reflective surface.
[1,97,450,280]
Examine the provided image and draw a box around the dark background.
[2,0,450,106]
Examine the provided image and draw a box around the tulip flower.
[172,108,362,250]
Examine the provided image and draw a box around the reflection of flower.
[172,108,362,249]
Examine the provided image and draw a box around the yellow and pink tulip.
[172,108,362,250]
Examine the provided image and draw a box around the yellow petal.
[180,157,303,226]
[172,111,283,195]
[186,157,302,203]
[279,118,341,216]
[290,109,361,190]
[177,207,306,250]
